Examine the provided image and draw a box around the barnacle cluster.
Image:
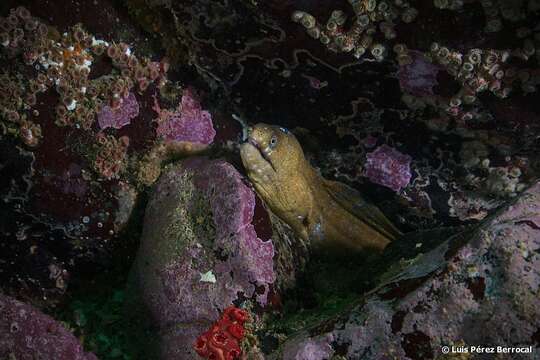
[0,7,47,147]
[291,0,418,61]
[479,0,540,33]
[425,43,539,119]
[459,140,528,198]
[429,44,510,100]
[92,133,130,180]
[480,0,504,33]
[484,166,525,197]
[0,72,43,147]
[0,6,166,145]
[433,0,464,11]
[515,24,540,64]
[392,43,413,66]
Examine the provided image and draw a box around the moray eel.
[240,123,401,253]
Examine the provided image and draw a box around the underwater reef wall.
[0,1,172,305]
[272,181,540,359]
[124,0,540,235]
[1,0,539,358]
[0,294,97,360]
[127,157,308,359]
[0,1,234,308]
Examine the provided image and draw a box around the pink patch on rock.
[364,144,412,192]
[155,89,216,145]
[0,294,97,360]
[398,51,442,97]
[185,157,276,305]
[283,334,335,360]
[97,92,140,130]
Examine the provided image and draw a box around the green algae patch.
[56,277,144,360]
[164,170,216,251]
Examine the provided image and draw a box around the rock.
[127,157,308,359]
[0,294,97,360]
[271,182,540,359]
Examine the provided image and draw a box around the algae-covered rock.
[127,157,308,359]
[271,182,540,359]
[0,294,97,360]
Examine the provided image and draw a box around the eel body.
[240,123,401,253]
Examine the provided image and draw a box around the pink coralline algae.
[364,144,412,192]
[282,334,335,360]
[97,92,140,129]
[155,89,216,145]
[129,157,275,358]
[274,182,540,359]
[398,50,441,97]
[0,294,97,360]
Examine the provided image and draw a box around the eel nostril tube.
[232,114,250,142]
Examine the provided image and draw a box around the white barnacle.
[291,10,305,23]
[199,271,217,283]
[66,99,77,111]
[91,37,109,47]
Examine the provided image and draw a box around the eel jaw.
[247,137,276,171]
[240,141,276,183]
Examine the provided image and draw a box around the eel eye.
[269,135,278,148]
[279,127,289,134]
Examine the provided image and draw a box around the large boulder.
[127,157,308,359]
[272,182,540,359]
[0,294,97,360]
